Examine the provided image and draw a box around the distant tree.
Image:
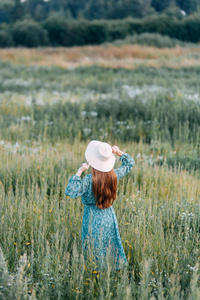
[11,0,26,21]
[47,0,88,18]
[34,4,47,21]
[84,0,145,19]
[48,8,66,19]
[164,0,183,18]
[43,16,69,46]
[26,0,43,12]
[139,0,155,17]
[12,19,49,47]
[0,23,14,46]
[83,0,105,19]
[45,0,61,12]
[151,0,172,12]
[65,0,89,17]
[114,0,143,19]
[0,0,15,23]
[176,0,199,14]
[0,0,15,12]
[0,11,9,23]
[25,0,45,18]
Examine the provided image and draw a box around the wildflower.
[136,153,141,159]
[81,111,87,117]
[83,128,91,136]
[90,111,98,117]
[21,116,32,122]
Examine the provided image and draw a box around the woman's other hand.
[112,146,124,157]
[76,163,90,176]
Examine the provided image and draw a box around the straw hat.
[85,140,115,172]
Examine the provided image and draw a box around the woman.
[65,140,135,269]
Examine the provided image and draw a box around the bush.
[105,19,132,41]
[0,29,13,47]
[140,15,175,36]
[12,19,49,47]
[111,32,194,48]
[81,21,108,45]
[71,21,108,45]
[43,16,69,46]
[44,18,108,46]
[181,14,200,42]
[139,14,200,43]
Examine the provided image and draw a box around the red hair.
[92,168,117,209]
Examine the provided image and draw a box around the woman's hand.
[112,146,124,157]
[76,162,90,177]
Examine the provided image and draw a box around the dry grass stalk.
[1,45,200,69]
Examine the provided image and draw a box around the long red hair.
[92,168,117,209]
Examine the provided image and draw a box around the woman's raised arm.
[112,146,135,181]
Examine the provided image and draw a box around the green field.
[0,55,200,299]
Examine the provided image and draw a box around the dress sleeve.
[65,175,90,198]
[114,153,135,181]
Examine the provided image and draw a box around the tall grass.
[0,61,200,299]
[0,63,200,148]
[1,91,200,151]
[0,141,200,299]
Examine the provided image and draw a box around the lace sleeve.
[114,153,135,181]
[65,175,90,198]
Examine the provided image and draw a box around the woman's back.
[65,153,135,205]
[65,144,135,269]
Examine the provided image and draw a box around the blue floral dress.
[65,153,135,269]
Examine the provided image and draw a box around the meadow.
[0,44,200,299]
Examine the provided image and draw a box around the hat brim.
[85,140,115,172]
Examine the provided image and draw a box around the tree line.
[0,0,199,23]
[0,0,200,48]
